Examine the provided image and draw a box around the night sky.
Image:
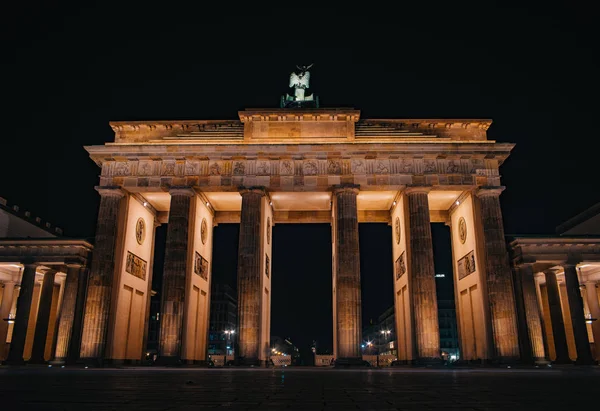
[2,3,598,358]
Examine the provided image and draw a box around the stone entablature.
[86,143,510,193]
[510,237,600,266]
[109,109,492,144]
[0,239,93,266]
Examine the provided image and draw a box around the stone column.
[583,281,600,361]
[544,269,570,363]
[237,187,265,362]
[67,267,89,364]
[513,266,532,363]
[519,264,546,362]
[54,263,82,362]
[333,184,362,359]
[406,185,440,361]
[563,263,594,364]
[80,187,124,363]
[0,280,16,360]
[5,263,37,364]
[29,269,57,363]
[475,186,519,361]
[157,187,195,364]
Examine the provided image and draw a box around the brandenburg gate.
[78,105,521,365]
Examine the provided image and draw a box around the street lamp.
[224,330,235,356]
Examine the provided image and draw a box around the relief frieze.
[303,160,318,176]
[233,160,245,175]
[280,160,294,175]
[256,160,270,176]
[351,159,366,174]
[327,159,342,175]
[161,161,175,176]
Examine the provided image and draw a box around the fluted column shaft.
[333,185,361,358]
[67,267,88,364]
[54,264,82,361]
[158,187,194,363]
[30,269,57,363]
[237,188,265,360]
[583,281,600,360]
[544,269,570,363]
[406,186,440,360]
[476,187,519,361]
[6,263,37,364]
[80,187,124,362]
[0,281,16,360]
[519,265,546,361]
[563,263,594,364]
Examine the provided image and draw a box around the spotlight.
[143,202,148,207]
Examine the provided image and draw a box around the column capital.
[404,184,432,195]
[238,186,266,196]
[475,185,505,198]
[168,186,195,197]
[583,281,598,288]
[95,186,126,198]
[332,184,360,195]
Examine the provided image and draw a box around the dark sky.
[1,2,598,355]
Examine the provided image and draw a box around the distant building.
[208,283,237,355]
[0,196,92,364]
[362,306,397,356]
[437,299,460,359]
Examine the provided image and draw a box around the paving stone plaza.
[1,366,599,410]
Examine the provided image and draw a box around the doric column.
[544,269,570,363]
[67,267,89,364]
[333,184,362,359]
[563,263,594,364]
[475,186,519,361]
[54,263,82,362]
[583,281,600,361]
[0,280,16,360]
[405,185,440,361]
[237,187,266,361]
[518,264,546,362]
[29,269,57,363]
[5,263,38,364]
[80,187,124,363]
[157,187,195,364]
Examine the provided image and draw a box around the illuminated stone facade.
[76,107,522,365]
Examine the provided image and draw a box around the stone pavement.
[1,366,599,410]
